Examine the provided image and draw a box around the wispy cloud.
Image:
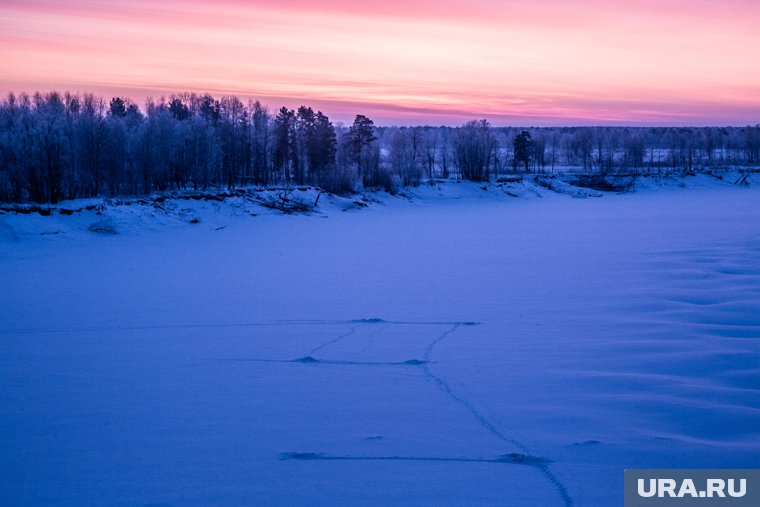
[1,0,758,124]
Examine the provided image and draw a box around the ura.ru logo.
[638,478,746,498]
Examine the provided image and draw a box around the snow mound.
[535,176,603,198]
[293,356,320,363]
[88,218,119,235]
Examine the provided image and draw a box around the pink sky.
[1,0,759,125]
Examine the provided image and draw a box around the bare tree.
[454,120,496,181]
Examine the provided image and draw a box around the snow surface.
[1,176,760,506]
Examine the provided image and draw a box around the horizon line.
[3,88,758,130]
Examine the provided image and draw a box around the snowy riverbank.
[0,171,754,244]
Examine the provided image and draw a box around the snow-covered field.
[1,177,759,506]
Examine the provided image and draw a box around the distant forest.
[1,91,759,203]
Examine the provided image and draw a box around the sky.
[1,0,759,126]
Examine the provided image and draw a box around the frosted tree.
[454,120,495,181]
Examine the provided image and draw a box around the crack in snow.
[218,357,429,367]
[308,326,358,356]
[280,451,553,466]
[0,319,481,336]
[421,324,574,507]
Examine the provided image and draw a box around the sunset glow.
[1,0,759,125]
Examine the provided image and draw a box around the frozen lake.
[2,183,760,506]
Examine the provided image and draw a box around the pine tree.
[109,97,127,118]
[272,107,294,183]
[513,130,533,172]
[344,114,377,183]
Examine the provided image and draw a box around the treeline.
[0,91,759,203]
